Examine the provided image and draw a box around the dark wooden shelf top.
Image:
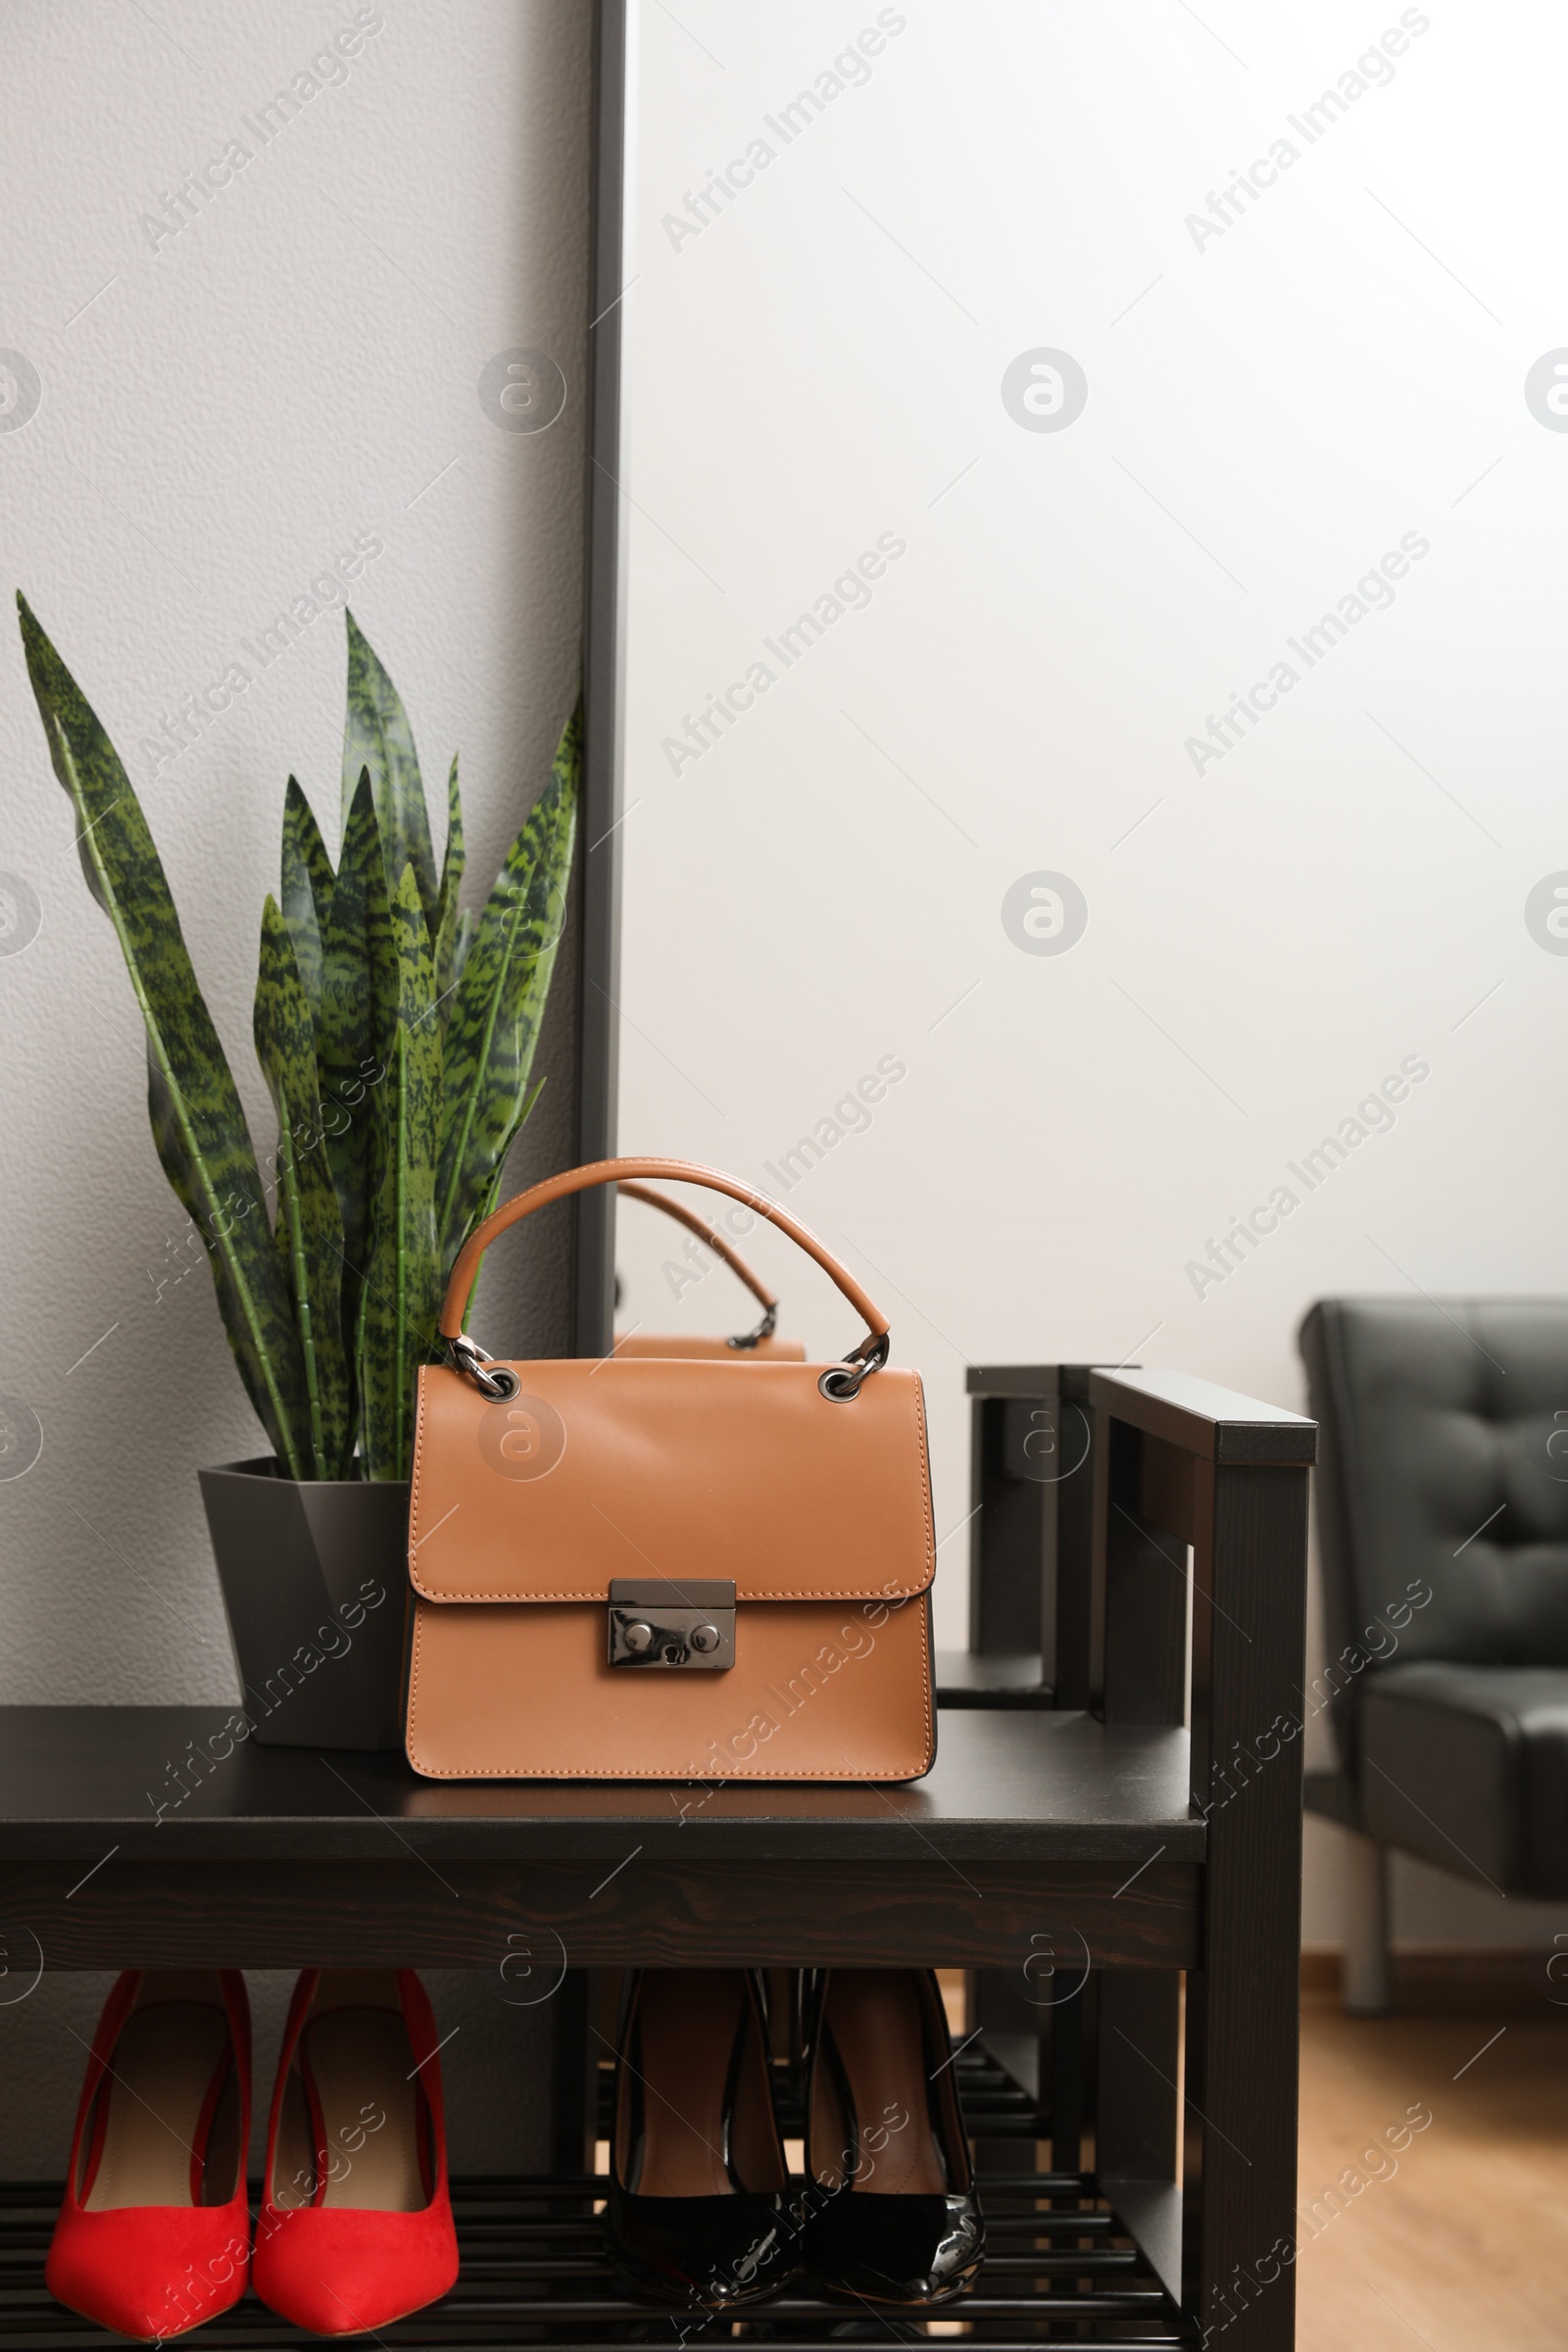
[965,1362,1127,1399]
[1091,1366,1317,1465]
[0,1706,1199,1867]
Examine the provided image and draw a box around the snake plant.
[18,597,578,1481]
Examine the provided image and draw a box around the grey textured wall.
[0,0,592,2170]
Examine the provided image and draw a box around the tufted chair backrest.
[1299,1299,1568,1749]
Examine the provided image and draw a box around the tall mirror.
[609,0,1561,1694]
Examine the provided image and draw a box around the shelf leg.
[550,1971,599,2175]
[1098,1973,1181,2300]
[1341,1835,1392,2016]
[1049,1971,1096,2178]
[1182,1457,1309,2352]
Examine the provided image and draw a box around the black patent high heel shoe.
[605,1969,797,2310]
[802,1968,984,2305]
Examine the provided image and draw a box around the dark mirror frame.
[570,0,629,1356]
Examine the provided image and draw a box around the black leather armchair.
[1299,1298,1568,2007]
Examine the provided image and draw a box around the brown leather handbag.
[404,1157,936,1783]
[612,1179,807,1361]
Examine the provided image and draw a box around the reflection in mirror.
[611,2,1557,1654]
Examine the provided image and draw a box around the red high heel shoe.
[252,1969,460,2335]
[45,1970,252,2341]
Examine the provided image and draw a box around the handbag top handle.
[617,1179,779,1326]
[440,1156,891,1396]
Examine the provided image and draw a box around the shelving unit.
[0,1366,1313,2349]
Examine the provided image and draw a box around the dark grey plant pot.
[199,1458,410,1751]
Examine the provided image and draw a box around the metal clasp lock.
[608,1579,736,1670]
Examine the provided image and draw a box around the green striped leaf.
[254,899,352,1479]
[433,753,466,1019]
[21,598,577,1481]
[435,699,580,1264]
[317,769,394,1363]
[360,862,443,1481]
[18,594,310,1476]
[451,907,477,989]
[279,777,332,1018]
[341,610,439,937]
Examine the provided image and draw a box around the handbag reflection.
[403,1157,936,1782]
[611,1178,807,1360]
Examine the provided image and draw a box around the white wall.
[0,0,591,2165]
[612,0,1568,1950]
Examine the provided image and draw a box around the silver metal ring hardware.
[817,1331,891,1403]
[449,1333,519,1399]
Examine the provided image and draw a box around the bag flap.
[408,1358,934,1604]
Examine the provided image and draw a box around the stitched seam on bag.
[411,1583,925,1601]
[912,1374,936,1590]
[407,1381,939,1605]
[407,1373,429,1567]
[405,1600,430,1775]
[406,1762,934,1778]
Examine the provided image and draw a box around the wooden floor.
[1297,1995,1568,2350]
